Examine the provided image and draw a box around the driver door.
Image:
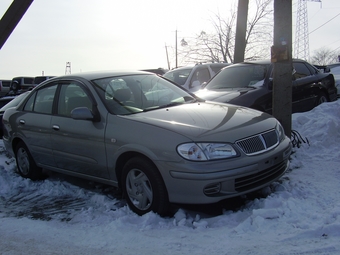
[50,81,109,179]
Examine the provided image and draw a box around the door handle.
[52,125,60,131]
[19,119,25,124]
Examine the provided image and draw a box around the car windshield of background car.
[163,68,192,86]
[205,65,267,90]
[92,74,195,115]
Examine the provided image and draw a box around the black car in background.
[195,59,337,114]
[0,92,30,137]
[0,80,11,97]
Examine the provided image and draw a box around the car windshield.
[205,64,268,89]
[163,68,193,86]
[92,74,196,115]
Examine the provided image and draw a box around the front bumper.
[158,138,291,204]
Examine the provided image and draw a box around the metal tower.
[294,0,321,61]
[65,62,71,75]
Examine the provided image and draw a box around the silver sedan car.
[2,71,291,215]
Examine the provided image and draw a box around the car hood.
[124,102,276,142]
[194,88,255,103]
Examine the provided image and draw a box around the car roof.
[44,70,155,82]
[229,58,309,67]
[168,62,230,71]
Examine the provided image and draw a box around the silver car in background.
[2,71,291,215]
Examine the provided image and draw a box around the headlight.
[276,122,286,141]
[177,143,239,161]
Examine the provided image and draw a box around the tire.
[11,83,18,91]
[122,157,169,216]
[316,92,329,106]
[15,141,42,180]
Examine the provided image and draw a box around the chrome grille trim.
[236,129,279,155]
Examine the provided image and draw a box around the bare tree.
[177,0,273,65]
[310,47,340,65]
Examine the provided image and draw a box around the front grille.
[236,129,278,155]
[235,160,288,192]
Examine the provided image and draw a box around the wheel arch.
[319,87,330,100]
[115,151,161,190]
[11,137,24,153]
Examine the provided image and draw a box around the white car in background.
[328,63,340,96]
[163,62,231,92]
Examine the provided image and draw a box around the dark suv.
[8,76,34,95]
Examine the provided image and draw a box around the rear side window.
[293,62,312,79]
[23,85,57,114]
[191,68,210,84]
[24,78,34,85]
[163,68,192,86]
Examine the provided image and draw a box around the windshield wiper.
[143,97,197,112]
[143,102,183,112]
[212,86,243,90]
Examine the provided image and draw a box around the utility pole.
[0,0,34,49]
[175,30,178,68]
[165,44,170,70]
[234,0,249,63]
[272,0,293,136]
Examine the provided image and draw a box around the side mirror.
[324,67,331,73]
[71,107,96,121]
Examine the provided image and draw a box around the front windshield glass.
[205,64,268,89]
[163,68,193,86]
[92,74,196,115]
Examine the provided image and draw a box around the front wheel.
[15,141,42,180]
[316,92,329,106]
[122,157,169,216]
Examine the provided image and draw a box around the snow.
[1,100,340,254]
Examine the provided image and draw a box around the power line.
[309,12,340,34]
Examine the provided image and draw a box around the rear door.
[292,61,318,112]
[17,84,57,167]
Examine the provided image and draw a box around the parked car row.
[0,59,336,216]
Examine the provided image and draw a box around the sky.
[0,99,340,254]
[0,0,339,80]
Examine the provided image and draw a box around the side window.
[23,85,57,114]
[190,68,211,89]
[293,62,312,79]
[58,83,92,117]
[24,92,36,112]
